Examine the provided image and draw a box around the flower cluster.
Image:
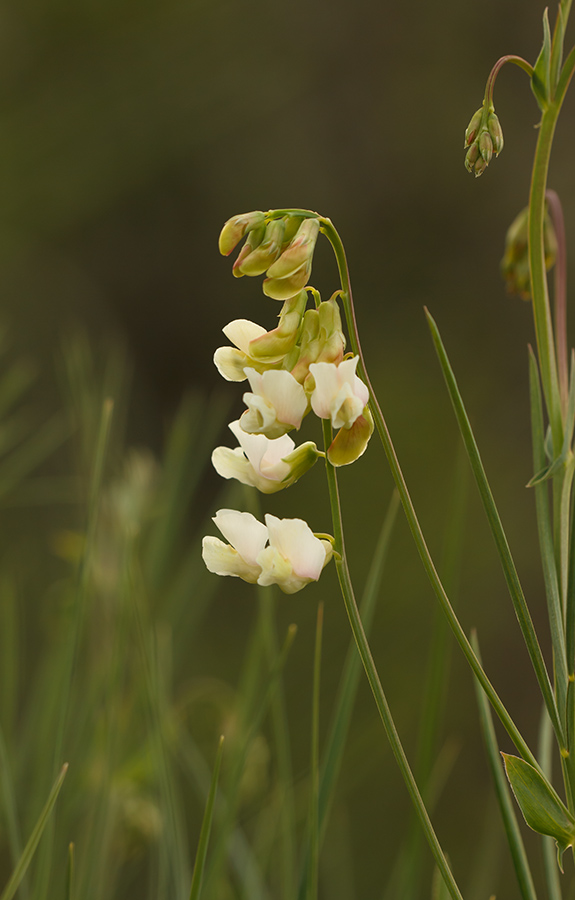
[202,210,374,594]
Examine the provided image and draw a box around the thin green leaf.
[528,349,568,721]
[426,310,564,747]
[550,4,566,96]
[532,8,552,110]
[298,492,400,900]
[306,603,324,900]
[472,631,538,900]
[189,736,224,900]
[503,754,575,871]
[0,763,68,900]
[538,709,564,900]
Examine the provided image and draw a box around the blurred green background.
[1,0,575,897]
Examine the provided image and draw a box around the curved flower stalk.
[212,420,320,493]
[202,509,333,594]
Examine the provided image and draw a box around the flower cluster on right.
[202,211,374,594]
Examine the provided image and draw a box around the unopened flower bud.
[266,218,320,280]
[464,107,483,147]
[248,290,308,363]
[487,112,504,155]
[464,142,480,173]
[219,211,266,257]
[237,220,286,277]
[232,223,267,277]
[479,130,493,164]
[501,205,557,300]
[263,218,320,300]
[289,298,346,383]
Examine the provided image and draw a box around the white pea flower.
[257,514,333,594]
[202,510,333,594]
[309,356,373,466]
[213,319,269,382]
[240,367,308,439]
[212,420,319,494]
[309,356,369,429]
[201,509,268,583]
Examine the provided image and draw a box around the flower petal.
[222,319,267,354]
[264,514,326,580]
[212,509,268,565]
[201,536,262,583]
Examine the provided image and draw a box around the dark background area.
[1,0,574,896]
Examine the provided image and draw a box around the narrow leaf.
[503,754,575,871]
[426,310,563,746]
[189,736,224,900]
[532,8,552,110]
[472,633,538,900]
[0,764,68,900]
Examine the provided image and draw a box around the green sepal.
[502,753,575,872]
[531,8,552,110]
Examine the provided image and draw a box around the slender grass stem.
[306,603,323,900]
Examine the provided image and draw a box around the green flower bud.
[266,218,320,279]
[464,142,480,173]
[248,290,308,363]
[487,112,504,155]
[237,219,286,277]
[262,262,312,301]
[232,222,267,277]
[501,204,557,300]
[289,298,346,383]
[218,211,266,256]
[479,130,493,164]
[464,107,483,147]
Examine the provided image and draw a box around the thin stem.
[320,418,465,900]
[546,189,568,412]
[484,56,534,106]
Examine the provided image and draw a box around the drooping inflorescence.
[202,210,375,593]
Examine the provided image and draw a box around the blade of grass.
[471,631,538,900]
[65,843,74,900]
[203,623,297,898]
[426,309,564,749]
[189,736,225,900]
[538,706,563,900]
[0,763,68,900]
[529,349,568,719]
[306,603,323,900]
[384,444,469,900]
[298,490,400,900]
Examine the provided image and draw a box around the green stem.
[484,56,534,106]
[320,418,465,900]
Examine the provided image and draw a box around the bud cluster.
[464,103,504,177]
[219,211,320,300]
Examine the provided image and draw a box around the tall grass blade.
[65,843,75,900]
[539,708,563,900]
[472,632,538,900]
[306,603,324,900]
[0,763,68,900]
[426,309,563,747]
[189,736,225,900]
[298,490,400,900]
